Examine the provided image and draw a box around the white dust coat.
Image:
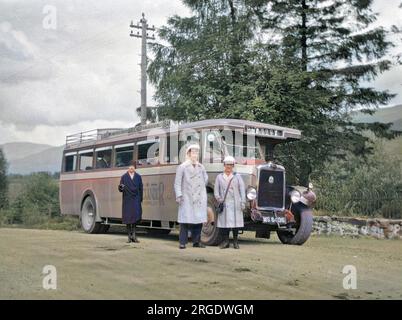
[174,160,208,224]
[214,172,246,228]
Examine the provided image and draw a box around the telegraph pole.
[130,13,155,125]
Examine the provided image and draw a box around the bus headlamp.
[246,187,257,200]
[290,190,301,203]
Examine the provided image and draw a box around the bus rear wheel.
[80,196,102,234]
[201,193,223,246]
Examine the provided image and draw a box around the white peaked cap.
[186,144,200,153]
[223,155,236,164]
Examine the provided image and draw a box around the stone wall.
[313,216,402,239]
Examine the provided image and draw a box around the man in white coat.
[214,156,246,249]
[174,144,208,249]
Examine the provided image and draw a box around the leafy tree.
[20,173,60,217]
[4,173,60,225]
[149,0,396,185]
[251,0,396,184]
[149,0,262,120]
[0,148,8,209]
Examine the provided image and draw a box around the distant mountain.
[0,142,63,175]
[352,104,402,132]
[0,105,400,175]
[352,105,402,162]
[0,142,54,162]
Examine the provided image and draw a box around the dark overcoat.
[119,172,143,224]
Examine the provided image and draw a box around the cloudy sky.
[0,0,401,146]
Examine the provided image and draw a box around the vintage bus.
[59,119,316,245]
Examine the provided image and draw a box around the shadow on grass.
[106,225,282,246]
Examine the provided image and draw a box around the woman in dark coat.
[118,160,143,243]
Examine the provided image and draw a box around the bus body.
[60,119,315,245]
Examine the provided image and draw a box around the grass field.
[0,227,401,300]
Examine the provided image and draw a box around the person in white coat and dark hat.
[174,144,208,249]
[214,156,246,249]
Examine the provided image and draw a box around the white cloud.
[0,119,135,146]
[0,21,38,60]
[0,0,400,146]
[1,60,132,126]
[0,0,191,145]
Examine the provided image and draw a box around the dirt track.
[0,227,401,300]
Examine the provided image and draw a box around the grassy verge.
[0,214,81,231]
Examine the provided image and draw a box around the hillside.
[0,142,54,162]
[353,104,402,161]
[8,145,64,175]
[353,104,402,132]
[0,142,63,175]
[0,105,400,175]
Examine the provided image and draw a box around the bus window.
[115,143,134,167]
[178,130,201,163]
[165,134,176,164]
[203,130,224,163]
[64,152,77,172]
[95,147,112,169]
[79,149,94,171]
[160,134,181,164]
[137,139,159,166]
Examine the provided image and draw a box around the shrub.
[314,139,402,218]
[0,172,78,229]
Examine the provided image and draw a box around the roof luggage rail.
[65,120,175,147]
[65,128,123,146]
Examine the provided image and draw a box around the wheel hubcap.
[82,200,94,231]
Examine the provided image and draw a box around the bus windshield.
[206,131,265,164]
[222,135,265,164]
[203,130,268,164]
[224,141,261,159]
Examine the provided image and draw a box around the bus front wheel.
[276,207,313,245]
[80,196,102,234]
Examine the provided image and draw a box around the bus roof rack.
[66,128,124,146]
[65,120,174,147]
[65,119,301,147]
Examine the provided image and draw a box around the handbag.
[216,175,234,214]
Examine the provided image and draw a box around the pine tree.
[253,0,396,184]
[149,0,396,185]
[148,0,263,120]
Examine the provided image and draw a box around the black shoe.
[126,225,132,243]
[179,244,186,249]
[193,242,205,248]
[131,225,139,243]
[233,234,240,249]
[219,240,230,249]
